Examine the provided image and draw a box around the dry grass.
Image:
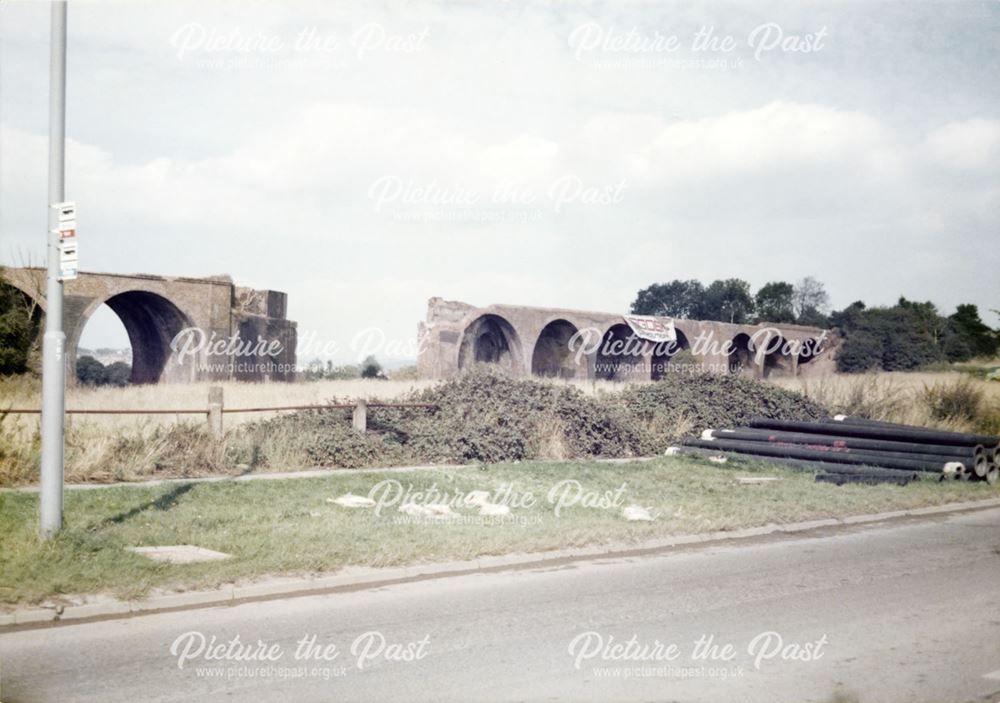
[770,370,1000,433]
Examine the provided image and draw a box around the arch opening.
[596,323,649,381]
[458,314,523,373]
[798,337,823,367]
[760,333,793,378]
[727,333,754,375]
[531,319,582,379]
[650,329,691,380]
[76,303,133,386]
[99,291,195,384]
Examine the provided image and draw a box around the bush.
[360,355,383,379]
[75,355,131,387]
[920,377,985,425]
[617,371,826,447]
[0,278,38,376]
[238,366,826,469]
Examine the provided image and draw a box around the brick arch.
[74,291,198,384]
[531,318,583,379]
[457,313,524,373]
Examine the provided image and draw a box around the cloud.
[925,118,1000,172]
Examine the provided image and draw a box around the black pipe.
[827,416,999,447]
[816,473,912,487]
[683,438,948,472]
[749,418,995,447]
[709,428,981,460]
[690,436,971,470]
[671,446,922,479]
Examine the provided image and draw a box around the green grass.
[0,456,996,606]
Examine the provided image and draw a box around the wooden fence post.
[352,400,367,433]
[208,386,224,438]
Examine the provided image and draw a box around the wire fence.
[1,390,438,436]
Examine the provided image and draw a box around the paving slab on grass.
[127,546,232,564]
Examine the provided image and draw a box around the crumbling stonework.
[417,298,838,381]
[2,268,296,384]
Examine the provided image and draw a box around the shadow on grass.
[89,482,195,531]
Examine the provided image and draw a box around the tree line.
[631,277,998,372]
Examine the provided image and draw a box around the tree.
[948,304,998,358]
[792,277,830,323]
[0,275,38,375]
[104,361,132,387]
[630,280,705,318]
[76,355,107,385]
[795,306,831,328]
[703,278,755,324]
[831,301,948,372]
[754,282,796,324]
[360,355,383,379]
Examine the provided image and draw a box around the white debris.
[328,494,376,508]
[707,455,728,464]
[664,447,682,456]
[479,503,510,516]
[398,503,456,519]
[464,490,491,507]
[622,505,655,522]
[943,462,963,478]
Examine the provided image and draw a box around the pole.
[40,1,67,539]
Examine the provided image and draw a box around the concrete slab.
[127,545,232,564]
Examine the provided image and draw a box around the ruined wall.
[417,297,838,381]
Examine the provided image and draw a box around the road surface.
[1,508,999,703]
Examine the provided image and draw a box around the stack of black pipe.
[681,415,999,486]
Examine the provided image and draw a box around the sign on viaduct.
[2,268,296,384]
[417,298,838,381]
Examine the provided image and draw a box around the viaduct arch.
[1,268,297,384]
[418,298,837,381]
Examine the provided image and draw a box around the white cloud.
[925,118,1000,172]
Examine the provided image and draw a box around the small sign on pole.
[52,201,77,280]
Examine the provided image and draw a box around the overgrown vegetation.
[1,368,824,485]
[75,355,131,387]
[0,273,40,376]
[777,371,1000,434]
[831,299,998,372]
[234,367,825,471]
[3,367,997,487]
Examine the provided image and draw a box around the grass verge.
[1,455,995,606]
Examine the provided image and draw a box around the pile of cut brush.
[678,416,999,487]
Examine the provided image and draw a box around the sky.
[1,0,998,364]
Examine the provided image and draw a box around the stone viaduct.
[417,298,838,381]
[2,268,296,384]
